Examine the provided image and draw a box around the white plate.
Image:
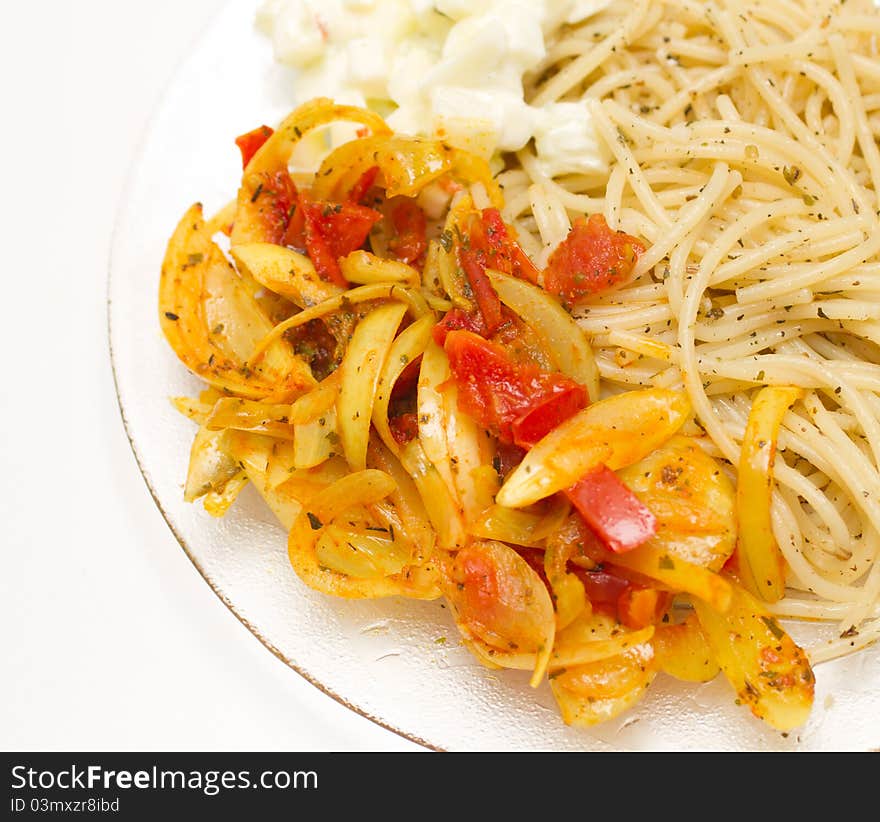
[109,0,880,751]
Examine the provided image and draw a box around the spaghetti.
[498,0,880,664]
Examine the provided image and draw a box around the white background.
[1,0,419,751]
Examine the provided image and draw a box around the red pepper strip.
[510,385,588,449]
[348,166,380,205]
[459,247,503,334]
[235,125,274,169]
[480,208,541,284]
[388,200,428,266]
[565,465,657,554]
[443,330,586,446]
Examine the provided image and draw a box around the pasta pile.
[497,0,880,663]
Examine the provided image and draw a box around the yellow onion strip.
[399,439,467,550]
[549,610,655,671]
[311,134,503,205]
[288,469,439,599]
[417,340,459,494]
[497,388,692,508]
[652,613,720,683]
[160,204,312,400]
[372,314,436,456]
[736,385,804,602]
[205,398,296,440]
[550,643,656,728]
[337,302,408,471]
[341,251,421,287]
[487,270,600,402]
[224,431,305,530]
[434,194,478,311]
[183,425,240,503]
[443,384,496,523]
[544,517,589,631]
[693,580,814,731]
[367,438,436,560]
[587,542,732,613]
[231,243,344,309]
[248,283,429,365]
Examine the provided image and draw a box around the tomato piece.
[235,125,274,169]
[565,465,657,554]
[455,208,540,334]
[388,200,428,266]
[299,195,383,287]
[544,214,645,306]
[510,385,588,449]
[348,166,380,205]
[459,246,503,333]
[432,308,489,347]
[250,169,299,246]
[479,208,541,284]
[444,330,586,446]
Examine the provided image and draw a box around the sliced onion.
[337,302,408,471]
[736,385,804,602]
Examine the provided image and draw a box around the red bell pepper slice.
[565,465,657,554]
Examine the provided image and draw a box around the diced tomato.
[348,166,380,205]
[252,169,299,245]
[544,214,645,306]
[459,246,503,333]
[565,465,657,554]
[235,125,273,169]
[388,200,428,266]
[299,195,383,287]
[478,208,541,284]
[389,412,420,446]
[453,208,539,334]
[510,386,588,449]
[444,330,587,446]
[432,308,489,347]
